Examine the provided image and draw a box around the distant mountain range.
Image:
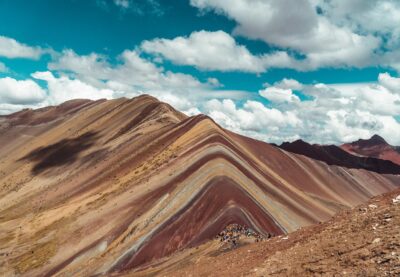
[0,95,399,276]
[279,136,400,174]
[341,134,400,166]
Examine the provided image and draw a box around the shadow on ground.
[20,131,100,174]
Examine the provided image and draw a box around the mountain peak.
[368,134,387,144]
[341,134,400,166]
[351,134,389,148]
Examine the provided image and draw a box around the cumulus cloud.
[0,77,48,114]
[0,77,46,105]
[204,98,300,141]
[276,73,400,144]
[2,36,397,145]
[0,36,44,59]
[194,72,400,145]
[316,0,400,49]
[142,30,292,72]
[323,110,400,145]
[259,79,303,103]
[273,78,304,90]
[378,72,400,93]
[2,47,400,145]
[142,28,376,72]
[259,87,300,103]
[7,45,400,145]
[189,0,383,70]
[31,71,115,105]
[304,78,400,143]
[49,50,110,78]
[49,49,208,93]
[325,82,400,117]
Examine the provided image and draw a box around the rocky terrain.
[0,95,399,276]
[150,188,400,276]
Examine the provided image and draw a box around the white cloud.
[196,72,400,145]
[0,77,46,105]
[276,73,400,144]
[49,49,110,80]
[0,36,43,59]
[274,78,303,90]
[2,46,399,145]
[259,87,300,103]
[378,72,400,93]
[31,71,114,105]
[259,78,304,103]
[204,98,300,141]
[1,36,395,146]
[142,30,330,72]
[316,0,400,49]
[304,0,400,72]
[49,49,207,93]
[323,110,400,145]
[325,82,400,117]
[304,77,400,144]
[142,30,287,73]
[190,0,381,70]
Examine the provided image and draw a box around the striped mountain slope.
[0,95,398,276]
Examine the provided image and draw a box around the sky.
[0,0,400,145]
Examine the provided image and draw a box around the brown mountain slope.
[155,188,400,277]
[341,134,400,166]
[0,95,399,276]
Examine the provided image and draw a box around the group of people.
[215,224,270,247]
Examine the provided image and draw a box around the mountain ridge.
[0,95,399,276]
[279,139,400,174]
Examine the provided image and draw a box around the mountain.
[279,139,400,174]
[341,135,400,166]
[0,95,399,276]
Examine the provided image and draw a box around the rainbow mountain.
[0,95,398,276]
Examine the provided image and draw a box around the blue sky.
[0,0,400,144]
